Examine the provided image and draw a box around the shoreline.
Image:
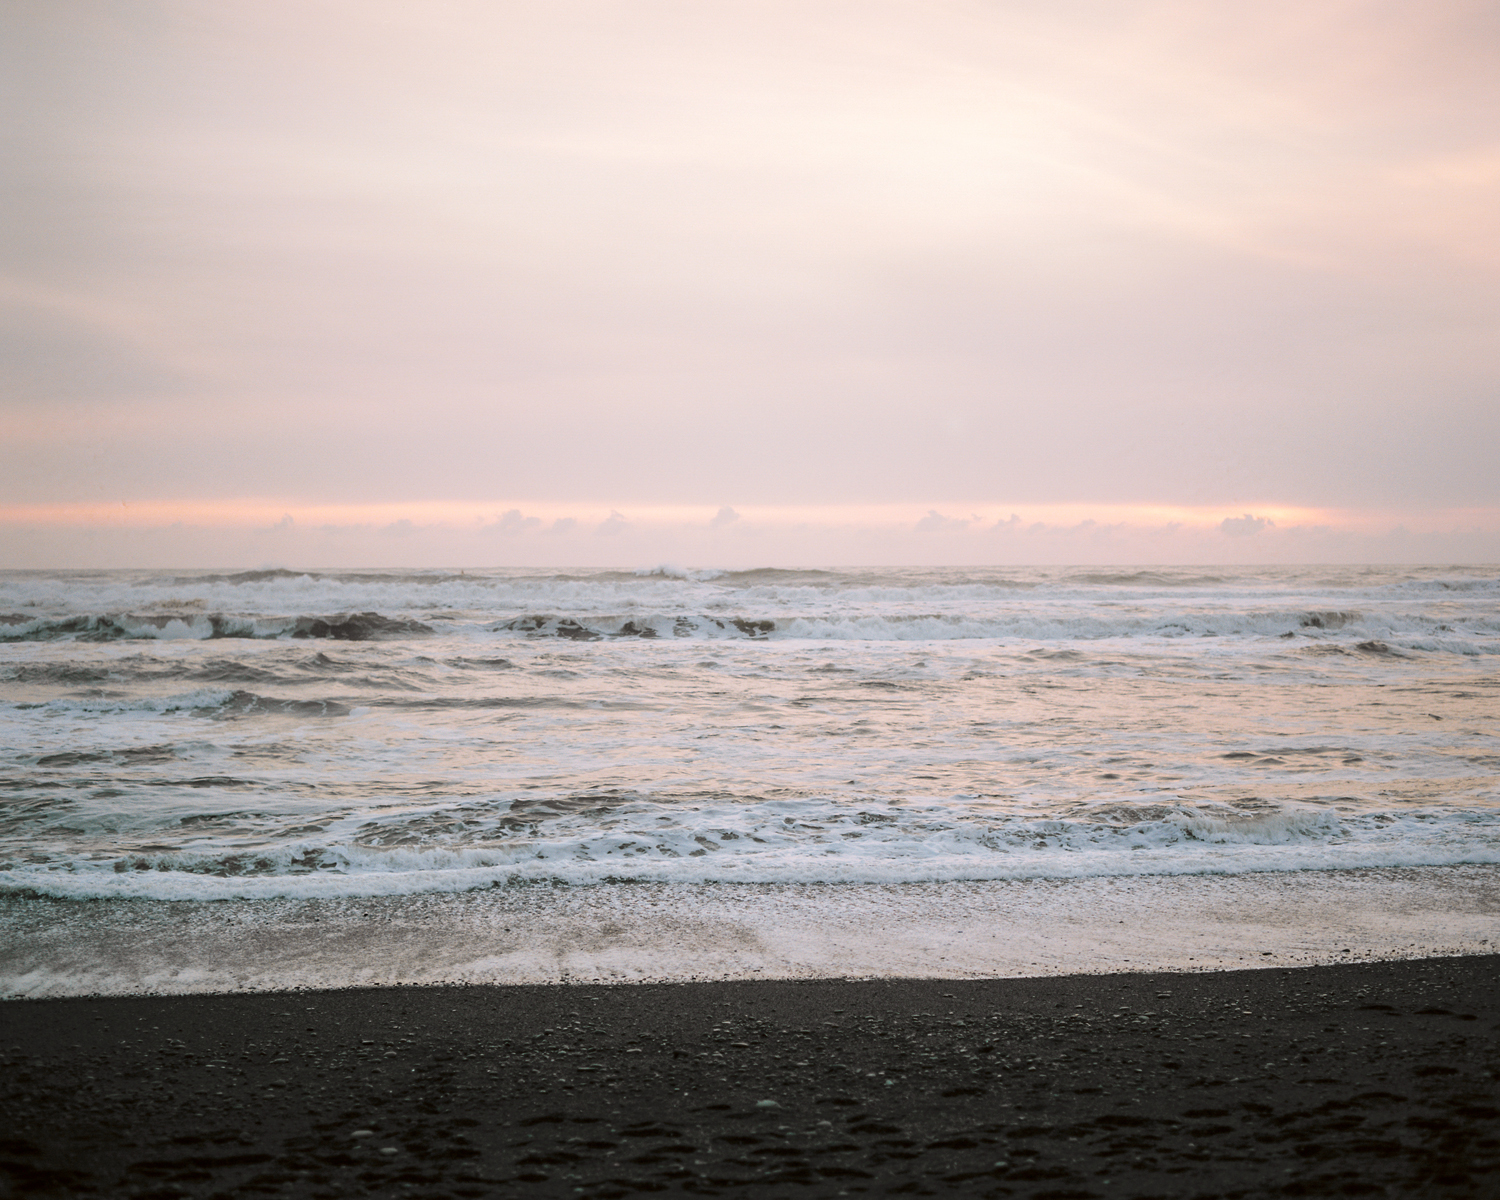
[3,955,1497,1197]
[4,864,1497,999]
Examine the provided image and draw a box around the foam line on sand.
[3,865,1497,998]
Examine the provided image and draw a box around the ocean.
[2,564,1497,995]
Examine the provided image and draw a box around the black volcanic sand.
[3,957,1498,1199]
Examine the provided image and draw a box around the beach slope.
[3,955,1497,1197]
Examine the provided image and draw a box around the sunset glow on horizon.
[2,498,1494,569]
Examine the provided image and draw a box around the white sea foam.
[633,564,729,581]
[14,686,239,713]
[4,797,1497,901]
[2,565,1497,917]
[4,867,1496,997]
[1,564,1496,649]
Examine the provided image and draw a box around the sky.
[3,0,1498,568]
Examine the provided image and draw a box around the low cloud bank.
[2,504,1495,568]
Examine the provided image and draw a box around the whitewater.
[5,564,1494,996]
[2,564,1497,994]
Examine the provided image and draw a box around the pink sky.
[3,1,1498,567]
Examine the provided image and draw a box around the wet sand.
[3,955,1497,1198]
[6,867,1498,997]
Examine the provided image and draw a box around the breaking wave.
[2,565,1495,651]
[13,688,350,717]
[3,794,1497,901]
[0,611,433,643]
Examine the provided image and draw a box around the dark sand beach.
[3,956,1497,1199]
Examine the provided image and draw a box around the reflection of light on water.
[1,565,1497,902]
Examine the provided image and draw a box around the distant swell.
[493,614,776,640]
[0,611,432,643]
[17,688,350,716]
[287,613,433,640]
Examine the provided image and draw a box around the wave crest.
[4,796,1494,900]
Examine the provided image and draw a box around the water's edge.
[4,865,1496,999]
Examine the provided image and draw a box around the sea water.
[2,565,1497,994]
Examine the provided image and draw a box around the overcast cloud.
[3,1,1497,565]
